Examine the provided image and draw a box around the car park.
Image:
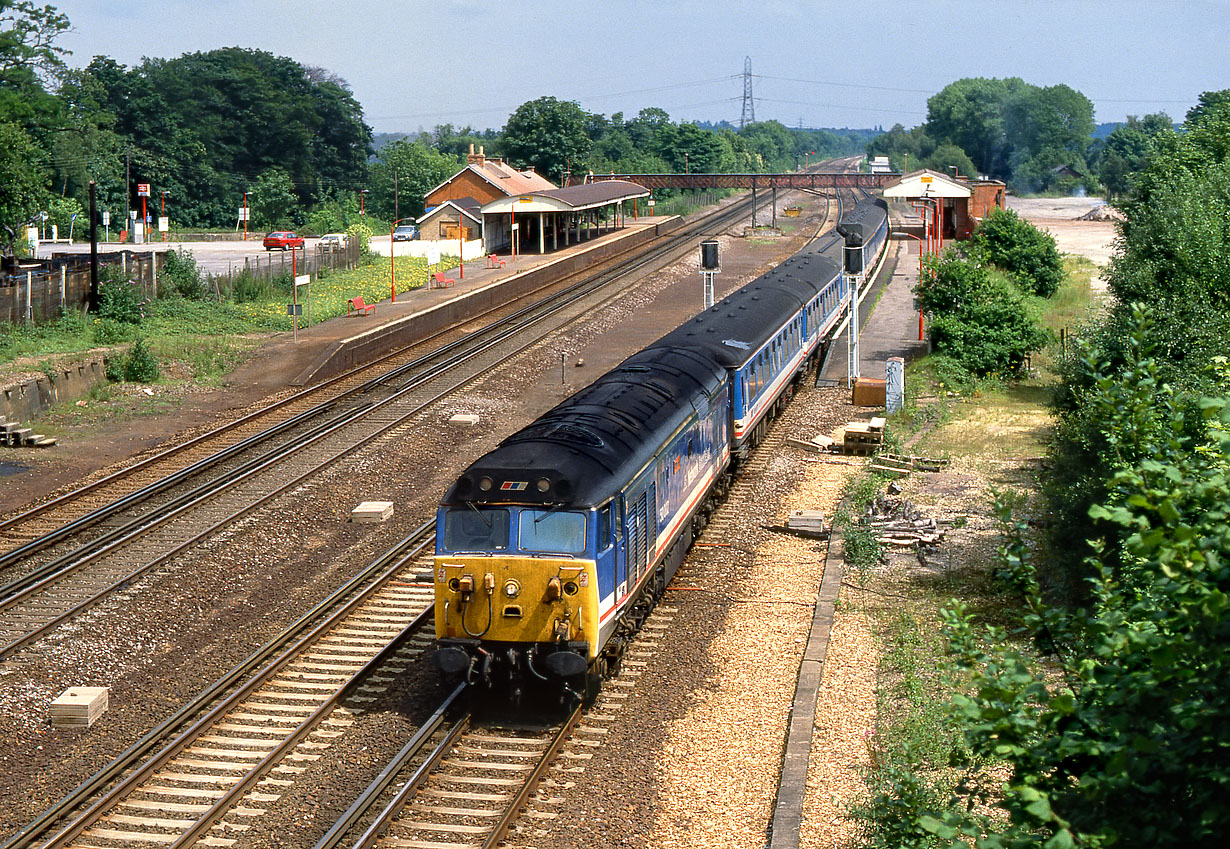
[263,231,305,251]
[392,224,419,241]
[319,233,347,251]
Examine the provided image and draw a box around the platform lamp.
[159,190,170,242]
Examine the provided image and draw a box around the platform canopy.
[480,180,649,215]
[882,169,971,200]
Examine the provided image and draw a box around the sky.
[48,0,1228,134]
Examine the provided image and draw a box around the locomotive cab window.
[519,509,587,555]
[442,507,511,551]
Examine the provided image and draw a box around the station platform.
[820,235,929,385]
[239,215,678,394]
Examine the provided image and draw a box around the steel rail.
[0,183,769,571]
[316,688,469,849]
[4,523,434,849]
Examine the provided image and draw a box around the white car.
[319,233,348,251]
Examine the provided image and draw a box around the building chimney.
[476,145,485,166]
[467,143,477,165]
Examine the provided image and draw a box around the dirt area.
[1008,195,1119,281]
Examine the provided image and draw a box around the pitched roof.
[427,160,557,200]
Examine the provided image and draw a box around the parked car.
[263,231,305,251]
[392,224,419,242]
[319,233,348,252]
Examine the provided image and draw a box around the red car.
[263,231,304,251]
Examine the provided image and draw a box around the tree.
[925,77,1028,178]
[367,139,460,221]
[915,250,1048,375]
[0,120,45,256]
[921,141,978,181]
[1098,113,1172,200]
[249,167,297,228]
[974,207,1064,297]
[0,1,69,137]
[0,1,69,87]
[502,96,591,184]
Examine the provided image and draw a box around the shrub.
[974,207,1064,297]
[231,269,274,304]
[916,251,1049,375]
[121,337,160,382]
[93,317,131,344]
[346,221,373,256]
[162,248,208,300]
[97,267,149,323]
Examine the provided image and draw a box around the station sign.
[919,176,933,184]
[158,217,169,232]
[238,207,249,220]
[137,183,151,197]
[519,196,533,203]
[102,211,110,226]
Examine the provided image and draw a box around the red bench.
[486,253,506,269]
[431,271,455,289]
[347,296,375,316]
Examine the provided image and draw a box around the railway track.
[0,183,778,568]
[0,186,802,664]
[4,524,438,849]
[313,692,582,849]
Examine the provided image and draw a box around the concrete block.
[351,501,394,523]
[449,413,481,426]
[51,686,109,727]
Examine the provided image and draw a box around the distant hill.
[1093,122,1123,139]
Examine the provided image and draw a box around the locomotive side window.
[443,507,510,551]
[519,509,587,555]
[598,505,612,551]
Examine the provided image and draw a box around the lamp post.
[359,189,367,216]
[243,192,249,240]
[389,217,413,303]
[160,190,169,242]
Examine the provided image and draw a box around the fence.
[1,243,363,325]
[1,252,164,325]
[204,242,363,300]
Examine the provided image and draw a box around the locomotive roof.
[442,347,726,509]
[648,243,842,368]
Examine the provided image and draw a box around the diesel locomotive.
[432,198,889,702]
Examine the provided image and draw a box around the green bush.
[121,337,160,382]
[97,267,150,323]
[916,251,1049,375]
[162,248,208,300]
[974,207,1064,297]
[346,221,373,256]
[231,269,274,303]
[93,317,131,344]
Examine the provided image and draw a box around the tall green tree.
[0,119,46,255]
[367,139,460,221]
[249,167,297,229]
[502,96,591,184]
[924,77,1028,178]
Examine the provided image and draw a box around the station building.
[883,169,1006,240]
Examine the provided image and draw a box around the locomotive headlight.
[504,579,521,598]
[479,476,493,492]
[536,477,550,493]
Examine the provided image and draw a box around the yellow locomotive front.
[432,502,602,697]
